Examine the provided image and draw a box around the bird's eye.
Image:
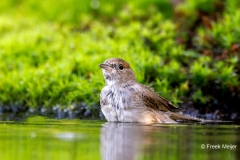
[119,64,124,70]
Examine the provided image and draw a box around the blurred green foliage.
[0,0,239,114]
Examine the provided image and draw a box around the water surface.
[0,116,239,160]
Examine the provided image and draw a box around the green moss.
[192,89,208,104]
[196,9,240,49]
[0,0,239,115]
[190,56,213,86]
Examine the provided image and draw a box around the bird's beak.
[99,63,110,69]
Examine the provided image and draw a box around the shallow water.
[0,116,239,160]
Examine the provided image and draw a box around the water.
[0,116,239,160]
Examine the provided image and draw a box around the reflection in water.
[101,122,240,160]
[101,123,147,160]
[0,117,240,160]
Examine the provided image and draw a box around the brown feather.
[166,112,201,122]
[138,84,182,112]
[99,58,201,123]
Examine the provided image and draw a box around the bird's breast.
[101,86,135,122]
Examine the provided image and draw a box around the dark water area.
[0,116,239,160]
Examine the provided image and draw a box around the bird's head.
[99,58,136,85]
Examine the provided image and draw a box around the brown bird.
[99,58,201,123]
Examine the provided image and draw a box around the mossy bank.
[0,0,239,119]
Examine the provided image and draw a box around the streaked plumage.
[99,58,200,123]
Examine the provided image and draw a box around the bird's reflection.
[100,122,240,160]
[100,122,150,160]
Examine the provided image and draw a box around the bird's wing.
[135,84,182,112]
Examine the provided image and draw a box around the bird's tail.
[166,112,202,122]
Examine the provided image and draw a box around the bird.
[99,58,201,123]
